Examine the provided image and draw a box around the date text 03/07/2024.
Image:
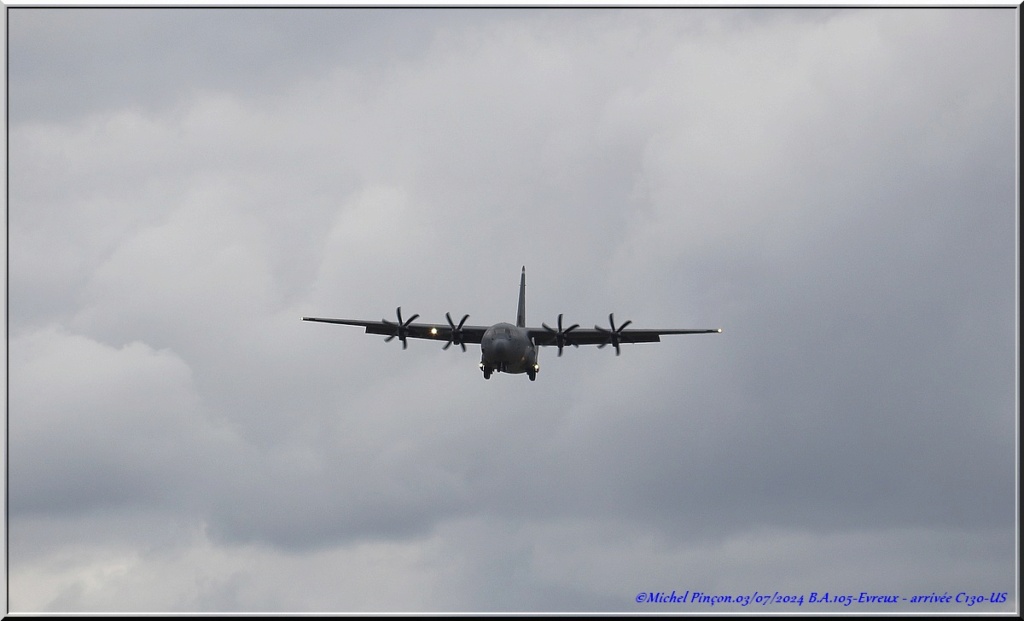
[635,590,1011,607]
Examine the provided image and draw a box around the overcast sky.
[4,6,1018,614]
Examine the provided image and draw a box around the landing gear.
[527,369,536,381]
[482,365,492,379]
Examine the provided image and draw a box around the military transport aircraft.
[302,267,721,381]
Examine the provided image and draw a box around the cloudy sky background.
[5,6,1018,613]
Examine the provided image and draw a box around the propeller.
[595,313,633,356]
[382,306,419,349]
[444,312,470,351]
[542,313,580,357]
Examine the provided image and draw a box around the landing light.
[430,327,438,335]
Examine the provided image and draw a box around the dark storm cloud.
[6,7,442,124]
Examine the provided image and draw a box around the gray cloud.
[6,6,1017,613]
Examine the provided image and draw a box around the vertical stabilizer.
[517,266,527,328]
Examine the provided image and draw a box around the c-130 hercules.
[303,267,721,381]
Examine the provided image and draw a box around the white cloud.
[9,518,454,612]
[8,325,240,515]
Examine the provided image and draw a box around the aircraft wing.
[527,315,721,355]
[302,310,489,349]
[528,326,720,346]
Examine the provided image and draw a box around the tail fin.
[516,266,526,328]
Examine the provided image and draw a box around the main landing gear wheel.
[527,370,536,381]
[482,366,492,379]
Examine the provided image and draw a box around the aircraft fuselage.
[480,322,539,379]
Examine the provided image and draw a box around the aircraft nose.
[491,339,509,360]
